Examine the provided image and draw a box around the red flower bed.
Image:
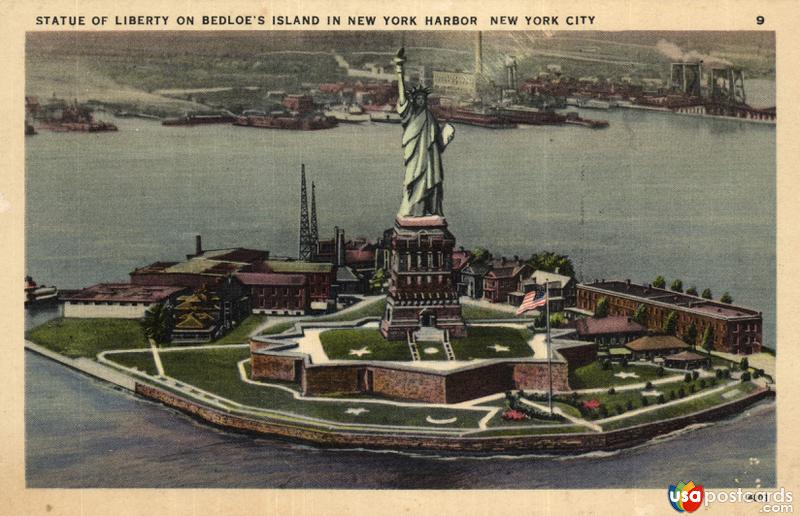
[583,399,600,410]
[502,409,528,421]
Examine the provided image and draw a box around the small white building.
[63,283,187,319]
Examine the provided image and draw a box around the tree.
[662,311,678,335]
[632,303,648,326]
[701,288,713,299]
[701,326,715,352]
[684,322,698,348]
[653,275,666,289]
[720,292,733,304]
[594,297,609,318]
[686,285,698,296]
[528,251,575,278]
[740,357,749,371]
[670,279,683,293]
[143,303,174,344]
[471,247,491,264]
[369,268,386,292]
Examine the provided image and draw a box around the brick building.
[576,280,763,354]
[574,315,648,348]
[235,272,309,315]
[63,283,186,319]
[256,259,335,307]
[483,258,532,304]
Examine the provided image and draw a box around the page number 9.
[756,16,765,25]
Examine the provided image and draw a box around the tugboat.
[24,276,59,307]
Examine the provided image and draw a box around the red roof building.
[574,315,648,347]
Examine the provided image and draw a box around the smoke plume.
[655,39,732,67]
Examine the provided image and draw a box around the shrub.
[626,400,634,411]
[657,394,666,404]
[715,369,723,379]
[669,390,676,401]
[753,370,761,379]
[710,378,717,387]
[724,369,731,379]
[608,387,616,395]
[657,366,665,378]
[740,357,749,370]
[690,384,696,394]
[641,397,649,407]
[645,381,653,390]
[684,373,692,383]
[615,404,625,415]
[692,370,699,380]
[598,405,609,418]
[601,359,611,370]
[741,371,751,382]
[678,387,686,398]
[699,379,707,389]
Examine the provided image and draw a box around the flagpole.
[546,283,552,414]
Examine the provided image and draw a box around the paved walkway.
[519,397,602,432]
[149,339,165,376]
[25,341,136,390]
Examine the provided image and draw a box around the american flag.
[516,289,547,315]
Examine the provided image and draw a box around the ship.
[24,276,59,307]
[233,111,338,130]
[563,111,610,129]
[324,104,371,123]
[162,111,236,126]
[38,100,118,132]
[491,105,567,125]
[432,105,516,129]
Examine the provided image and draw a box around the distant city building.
[577,279,763,354]
[63,283,186,319]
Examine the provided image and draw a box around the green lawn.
[106,350,159,376]
[212,314,269,345]
[450,326,532,360]
[260,298,387,336]
[26,318,149,358]
[320,328,411,361]
[461,304,521,321]
[601,382,760,430]
[417,341,448,361]
[152,347,486,429]
[568,361,668,389]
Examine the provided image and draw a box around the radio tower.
[310,181,319,258]
[298,164,313,260]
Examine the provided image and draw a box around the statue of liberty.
[393,48,455,218]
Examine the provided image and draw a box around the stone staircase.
[415,326,445,343]
[406,331,421,361]
[442,330,456,361]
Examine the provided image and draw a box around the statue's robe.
[397,98,447,218]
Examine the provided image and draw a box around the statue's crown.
[408,85,431,97]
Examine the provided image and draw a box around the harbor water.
[24,103,776,488]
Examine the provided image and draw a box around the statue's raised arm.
[394,47,407,110]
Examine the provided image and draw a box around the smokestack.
[337,229,346,267]
[195,235,202,256]
[474,32,483,75]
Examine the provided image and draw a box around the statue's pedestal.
[380,216,467,340]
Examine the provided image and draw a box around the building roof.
[580,280,760,319]
[462,262,492,276]
[665,351,709,362]
[65,283,185,303]
[235,272,307,287]
[263,260,334,274]
[625,335,690,352]
[526,269,573,288]
[336,266,360,283]
[575,315,646,337]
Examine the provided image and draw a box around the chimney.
[195,234,203,256]
[501,256,506,265]
[337,228,346,267]
[626,279,631,288]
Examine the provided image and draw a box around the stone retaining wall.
[135,382,774,453]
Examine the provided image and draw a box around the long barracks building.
[576,280,763,354]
